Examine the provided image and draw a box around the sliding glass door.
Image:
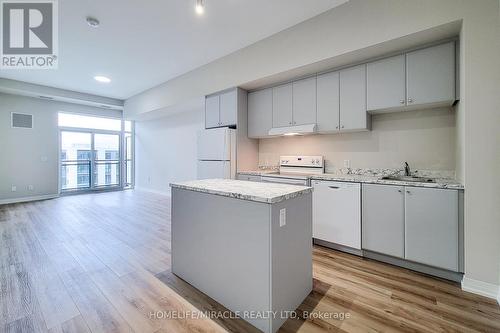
[94,133,120,188]
[60,131,92,191]
[60,131,121,192]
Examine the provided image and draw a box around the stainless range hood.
[268,123,317,136]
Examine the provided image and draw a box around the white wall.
[126,0,500,295]
[0,93,122,202]
[135,108,203,195]
[259,108,456,173]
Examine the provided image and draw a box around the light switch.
[343,160,350,168]
[279,208,286,227]
[11,185,16,192]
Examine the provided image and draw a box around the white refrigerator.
[197,127,236,179]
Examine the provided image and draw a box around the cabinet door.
[272,83,293,127]
[367,55,406,111]
[339,65,368,131]
[219,90,237,126]
[362,184,405,258]
[292,77,316,125]
[405,187,458,271]
[316,72,340,132]
[406,42,455,106]
[248,88,273,138]
[205,94,220,128]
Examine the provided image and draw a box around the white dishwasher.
[312,180,361,250]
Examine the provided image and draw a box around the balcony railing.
[61,159,121,191]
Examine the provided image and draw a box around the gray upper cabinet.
[219,90,237,126]
[248,88,273,138]
[367,55,406,111]
[205,94,220,128]
[362,184,405,258]
[316,71,340,132]
[292,77,317,125]
[406,42,455,106]
[405,187,459,271]
[205,90,237,129]
[339,64,369,131]
[272,84,293,127]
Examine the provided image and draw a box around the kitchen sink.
[382,175,435,183]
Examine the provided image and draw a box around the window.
[77,150,91,186]
[59,113,134,192]
[58,113,121,131]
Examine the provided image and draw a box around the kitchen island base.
[171,187,312,333]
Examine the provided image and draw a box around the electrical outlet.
[28,185,34,191]
[11,185,16,192]
[279,208,286,227]
[343,160,350,168]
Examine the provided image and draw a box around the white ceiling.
[0,0,347,100]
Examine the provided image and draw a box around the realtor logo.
[1,0,58,69]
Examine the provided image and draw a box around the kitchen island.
[169,179,313,333]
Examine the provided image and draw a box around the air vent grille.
[11,113,33,129]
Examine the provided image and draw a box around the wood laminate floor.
[0,190,499,333]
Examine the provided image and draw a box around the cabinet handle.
[406,190,411,194]
[289,121,292,125]
[341,125,344,129]
[398,189,402,193]
[400,100,405,104]
[408,98,413,103]
[328,186,340,189]
[335,126,339,129]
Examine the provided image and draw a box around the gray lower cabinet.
[339,64,369,131]
[237,174,261,182]
[316,71,340,132]
[362,184,405,258]
[248,88,273,138]
[367,54,406,111]
[292,77,317,125]
[406,42,455,106]
[272,83,293,127]
[405,187,459,271]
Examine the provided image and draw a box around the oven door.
[260,175,308,186]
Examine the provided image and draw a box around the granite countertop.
[311,173,464,189]
[237,170,464,190]
[170,179,312,204]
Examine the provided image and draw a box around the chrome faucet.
[404,162,411,176]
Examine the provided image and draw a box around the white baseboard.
[134,187,171,197]
[462,277,500,303]
[0,193,59,205]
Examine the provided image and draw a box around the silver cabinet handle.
[341,125,344,129]
[406,190,411,194]
[398,189,402,193]
[335,126,339,129]
[328,186,340,189]
[400,99,405,104]
[408,98,413,103]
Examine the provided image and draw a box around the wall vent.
[11,113,33,129]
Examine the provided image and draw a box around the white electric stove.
[260,156,324,185]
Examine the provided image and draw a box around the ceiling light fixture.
[86,17,100,28]
[283,133,300,136]
[195,0,204,15]
[94,75,111,83]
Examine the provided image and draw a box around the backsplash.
[259,108,457,178]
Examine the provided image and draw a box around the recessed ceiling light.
[94,75,111,83]
[195,0,204,15]
[86,17,100,28]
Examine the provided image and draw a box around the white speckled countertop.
[237,170,464,190]
[170,179,312,204]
